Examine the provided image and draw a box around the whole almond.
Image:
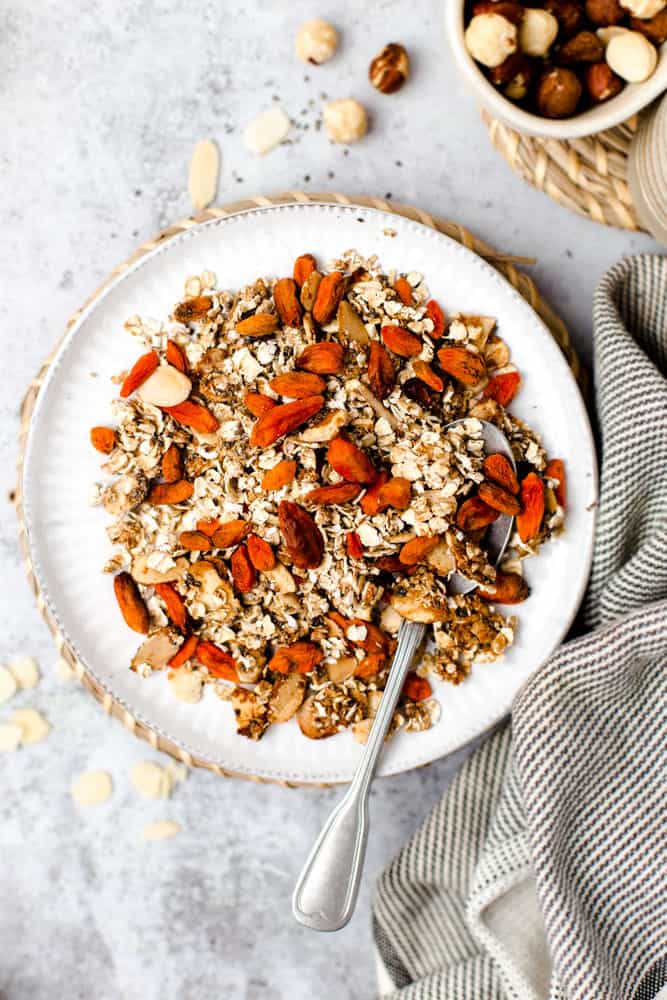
[236,313,279,338]
[313,271,345,325]
[114,572,150,634]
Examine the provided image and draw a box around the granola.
[90,252,566,742]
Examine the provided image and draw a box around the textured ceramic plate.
[22,203,597,783]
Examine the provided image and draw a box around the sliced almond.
[300,270,322,311]
[243,105,290,156]
[130,760,171,799]
[131,555,189,585]
[262,562,296,594]
[189,139,220,211]
[268,672,307,723]
[425,542,456,577]
[0,723,22,752]
[71,770,113,806]
[0,665,18,704]
[143,819,182,842]
[327,656,356,682]
[131,628,182,673]
[10,708,50,744]
[8,655,40,689]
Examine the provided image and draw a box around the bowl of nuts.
[446,0,667,138]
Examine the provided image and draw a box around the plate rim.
[19,199,598,784]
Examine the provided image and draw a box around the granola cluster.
[90,251,565,743]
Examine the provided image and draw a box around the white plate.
[22,202,597,784]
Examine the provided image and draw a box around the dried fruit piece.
[312,271,345,325]
[377,477,411,511]
[173,296,213,323]
[355,652,386,678]
[236,313,279,338]
[368,341,395,400]
[360,470,390,515]
[168,634,199,669]
[231,544,257,593]
[273,277,302,327]
[425,299,446,338]
[278,500,324,569]
[120,351,160,398]
[211,519,249,548]
[403,673,432,701]
[544,459,566,508]
[293,253,317,288]
[351,620,390,655]
[483,453,519,494]
[113,572,150,634]
[196,641,239,681]
[162,400,219,434]
[436,346,486,386]
[478,480,522,516]
[246,534,276,571]
[166,339,188,373]
[268,641,323,675]
[403,377,437,410]
[146,480,194,505]
[394,276,413,304]
[161,443,183,483]
[346,531,364,560]
[196,518,222,537]
[154,583,188,629]
[244,392,277,417]
[483,370,521,406]
[179,530,212,551]
[90,426,116,454]
[516,472,545,542]
[456,497,499,533]
[327,436,377,484]
[304,483,362,505]
[250,395,324,447]
[261,459,297,491]
[413,360,445,392]
[296,341,345,374]
[381,324,422,358]
[269,372,326,398]
[399,535,440,565]
[478,571,529,604]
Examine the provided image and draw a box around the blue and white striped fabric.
[373,255,667,1000]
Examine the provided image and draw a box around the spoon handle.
[292,619,425,931]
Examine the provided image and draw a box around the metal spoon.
[292,420,516,931]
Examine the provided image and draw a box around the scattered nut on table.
[294,18,338,64]
[322,98,368,143]
[465,12,518,67]
[369,43,410,93]
[605,27,658,78]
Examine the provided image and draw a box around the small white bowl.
[445,1,667,139]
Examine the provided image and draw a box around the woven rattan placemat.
[15,191,585,786]
[482,110,645,232]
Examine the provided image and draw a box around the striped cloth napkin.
[373,255,667,1000]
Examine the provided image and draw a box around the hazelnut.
[605,28,658,80]
[465,12,518,67]
[472,1,524,24]
[543,0,585,36]
[557,29,605,61]
[489,49,532,84]
[519,9,560,55]
[619,0,666,17]
[536,66,583,116]
[630,8,667,41]
[323,99,368,144]
[585,0,624,25]
[585,60,624,98]
[295,18,338,64]
[369,43,410,93]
